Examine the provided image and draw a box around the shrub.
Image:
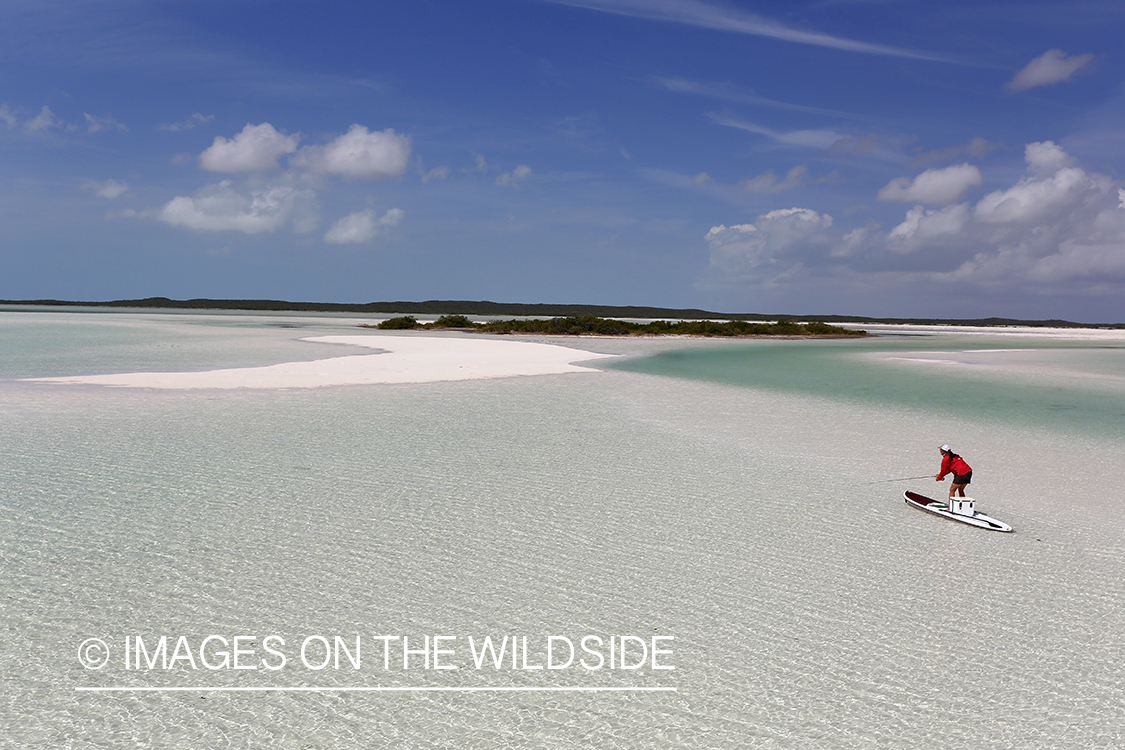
[377,315,419,330]
[430,314,477,328]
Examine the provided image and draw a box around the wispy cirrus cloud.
[158,113,215,132]
[649,77,872,120]
[707,113,910,163]
[537,0,954,61]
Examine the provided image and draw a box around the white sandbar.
[24,334,615,389]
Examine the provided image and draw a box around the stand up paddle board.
[904,491,1013,532]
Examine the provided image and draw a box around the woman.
[936,444,973,500]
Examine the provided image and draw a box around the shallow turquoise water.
[0,307,374,378]
[3,311,1123,749]
[605,334,1125,440]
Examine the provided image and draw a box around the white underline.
[76,686,676,693]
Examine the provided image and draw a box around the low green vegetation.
[374,314,865,337]
[376,315,420,329]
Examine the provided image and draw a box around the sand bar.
[23,334,615,389]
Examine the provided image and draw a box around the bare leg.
[950,482,966,498]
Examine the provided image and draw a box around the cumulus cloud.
[324,207,404,244]
[200,123,300,173]
[153,121,415,243]
[291,124,411,179]
[890,142,1123,281]
[1006,49,1095,93]
[496,164,532,187]
[878,163,983,206]
[158,180,317,234]
[702,141,1125,295]
[82,179,128,199]
[936,143,1125,288]
[1023,140,1073,175]
[974,143,1100,224]
[887,203,971,252]
[706,207,833,278]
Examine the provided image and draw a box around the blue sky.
[2,0,1124,321]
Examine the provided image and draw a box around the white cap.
[940,444,950,452]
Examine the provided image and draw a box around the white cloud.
[887,203,971,252]
[1006,49,1095,93]
[496,164,532,187]
[974,143,1102,225]
[82,179,128,199]
[706,223,768,269]
[758,206,833,241]
[0,104,18,128]
[159,113,215,132]
[200,123,300,173]
[702,142,1125,296]
[709,114,902,161]
[421,165,451,183]
[1024,140,1073,176]
[539,0,951,61]
[706,207,833,278]
[974,168,1091,224]
[1,104,127,136]
[25,105,61,133]
[155,120,413,241]
[834,223,878,258]
[878,163,983,206]
[158,180,317,234]
[894,144,1121,279]
[910,137,997,166]
[324,208,404,244]
[468,153,488,174]
[741,165,809,194]
[84,113,128,134]
[651,76,868,121]
[291,124,411,179]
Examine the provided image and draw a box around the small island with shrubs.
[364,314,866,337]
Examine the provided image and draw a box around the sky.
[2,0,1124,322]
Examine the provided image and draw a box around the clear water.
[3,310,1123,748]
[606,333,1125,440]
[0,307,381,378]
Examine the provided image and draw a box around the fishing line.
[864,474,933,484]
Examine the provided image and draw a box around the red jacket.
[938,453,972,480]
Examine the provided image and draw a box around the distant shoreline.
[2,297,1120,329]
[363,314,867,338]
